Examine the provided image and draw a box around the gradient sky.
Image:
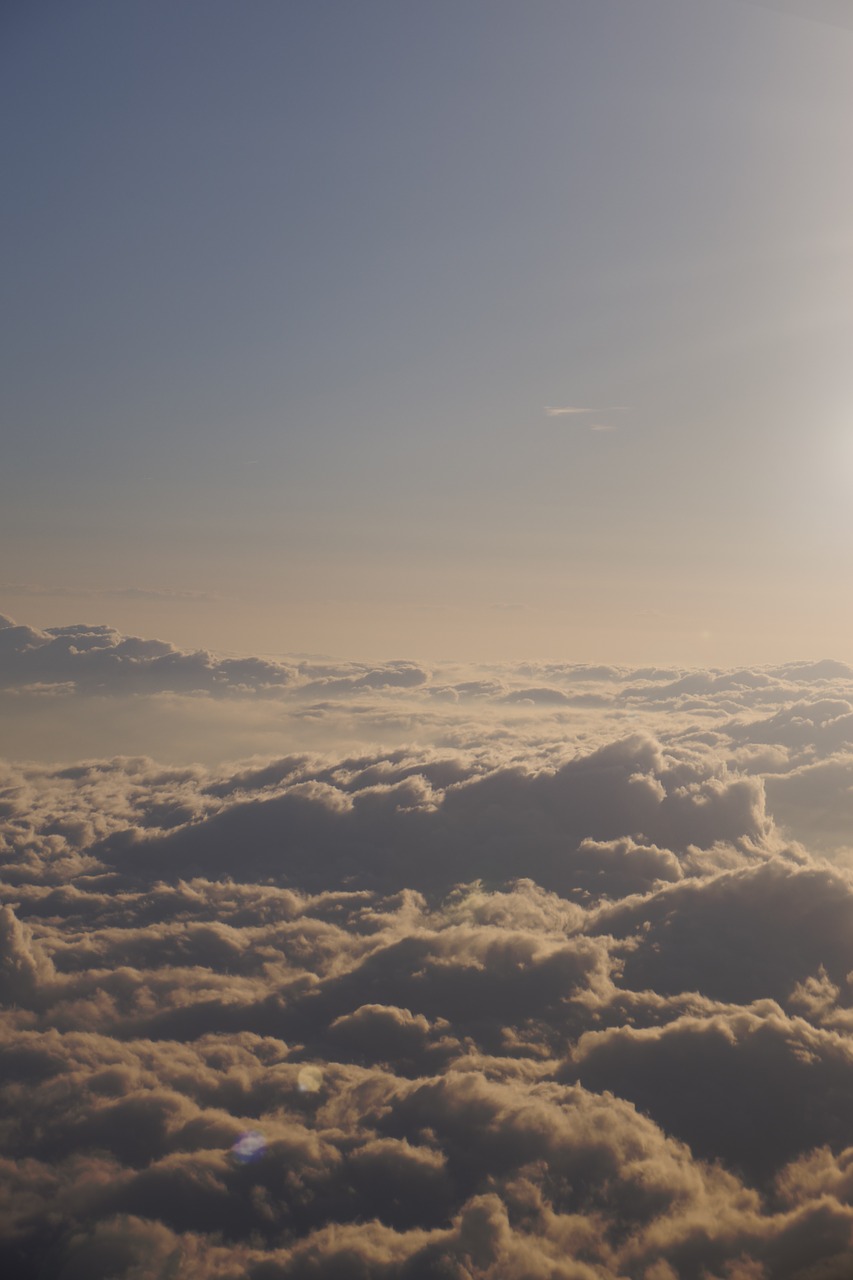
[3,0,853,665]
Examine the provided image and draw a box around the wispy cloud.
[544,405,629,418]
[544,406,627,433]
[0,582,218,601]
[544,406,597,416]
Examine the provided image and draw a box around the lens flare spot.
[231,1130,267,1163]
[297,1065,324,1093]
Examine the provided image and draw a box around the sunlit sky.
[3,0,853,665]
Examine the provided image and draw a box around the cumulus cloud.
[8,617,853,1274]
[0,616,296,697]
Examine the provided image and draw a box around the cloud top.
[5,617,853,1274]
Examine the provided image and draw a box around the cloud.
[9,617,853,1273]
[564,1005,853,1183]
[544,405,597,415]
[544,407,629,431]
[0,583,217,601]
[544,405,629,417]
[0,617,296,698]
[82,733,770,901]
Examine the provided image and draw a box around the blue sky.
[3,0,853,662]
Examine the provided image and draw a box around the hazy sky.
[3,0,853,664]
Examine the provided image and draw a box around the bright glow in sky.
[2,0,853,664]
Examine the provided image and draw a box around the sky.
[3,0,853,664]
[9,8,853,1277]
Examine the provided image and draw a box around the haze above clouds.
[4,0,853,663]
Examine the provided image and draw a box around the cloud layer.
[7,618,853,1275]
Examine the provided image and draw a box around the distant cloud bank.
[6,617,853,1275]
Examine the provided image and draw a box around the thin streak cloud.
[0,583,218,602]
[544,406,597,416]
[544,405,630,417]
